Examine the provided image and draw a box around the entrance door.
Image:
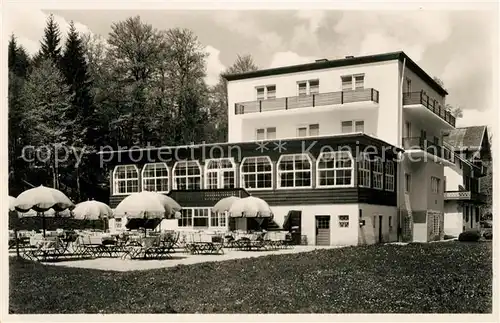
[315,215,331,246]
[378,215,383,243]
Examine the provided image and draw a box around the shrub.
[483,231,493,240]
[458,230,481,242]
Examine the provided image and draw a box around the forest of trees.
[8,15,258,202]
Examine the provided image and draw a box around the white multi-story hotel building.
[103,51,489,245]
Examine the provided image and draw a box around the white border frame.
[239,156,274,191]
[141,162,170,193]
[204,157,237,189]
[172,160,203,190]
[276,153,313,190]
[112,164,140,196]
[316,151,355,188]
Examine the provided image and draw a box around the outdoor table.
[185,242,224,255]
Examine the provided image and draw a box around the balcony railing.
[402,137,453,162]
[235,88,379,115]
[444,190,487,203]
[168,188,250,205]
[403,91,456,127]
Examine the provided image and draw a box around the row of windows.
[256,120,365,140]
[113,153,396,194]
[403,174,442,193]
[178,208,227,228]
[255,74,365,100]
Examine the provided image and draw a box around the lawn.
[9,241,492,314]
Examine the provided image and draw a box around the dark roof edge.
[223,51,448,96]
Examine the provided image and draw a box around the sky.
[4,7,498,131]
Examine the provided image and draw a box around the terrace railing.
[403,91,456,127]
[402,137,453,162]
[235,88,379,115]
[168,188,250,205]
[444,190,487,203]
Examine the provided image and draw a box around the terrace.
[443,191,487,204]
[403,91,456,127]
[234,88,379,115]
[402,137,454,164]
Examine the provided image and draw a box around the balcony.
[402,137,454,164]
[444,190,487,204]
[235,88,379,115]
[168,188,250,207]
[403,91,456,127]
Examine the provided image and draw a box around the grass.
[9,241,492,314]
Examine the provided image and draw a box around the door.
[378,215,383,243]
[315,215,331,246]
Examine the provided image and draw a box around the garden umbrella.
[114,191,182,235]
[73,200,113,231]
[14,185,74,237]
[228,196,273,218]
[212,196,241,213]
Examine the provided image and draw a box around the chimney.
[345,55,355,59]
[315,58,328,63]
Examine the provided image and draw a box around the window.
[357,153,371,187]
[277,154,312,188]
[373,156,383,190]
[341,75,353,91]
[341,74,364,91]
[317,151,354,187]
[406,77,412,92]
[373,216,376,228]
[475,207,480,222]
[431,176,440,194]
[433,136,440,145]
[464,205,469,222]
[115,218,122,229]
[205,158,236,189]
[338,215,349,228]
[256,85,276,100]
[178,209,193,227]
[256,87,265,100]
[309,124,320,136]
[142,163,169,193]
[385,161,395,191]
[404,173,411,193]
[298,79,320,96]
[266,85,276,99]
[297,124,320,137]
[354,75,364,89]
[193,208,210,227]
[389,216,393,229]
[113,165,140,195]
[240,156,273,190]
[256,127,276,140]
[341,120,364,133]
[173,161,202,190]
[211,211,227,228]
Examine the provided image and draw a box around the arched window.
[113,165,139,195]
[385,161,395,191]
[373,156,383,190]
[205,158,236,189]
[173,161,202,190]
[316,151,354,187]
[142,163,169,193]
[277,154,312,189]
[240,156,273,190]
[357,153,371,187]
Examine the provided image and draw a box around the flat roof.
[223,51,448,96]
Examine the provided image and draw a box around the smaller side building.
[442,126,491,236]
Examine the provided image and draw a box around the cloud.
[268,51,317,68]
[333,11,452,60]
[211,11,283,53]
[204,45,226,86]
[5,6,92,56]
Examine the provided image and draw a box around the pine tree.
[61,21,94,142]
[38,14,62,66]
